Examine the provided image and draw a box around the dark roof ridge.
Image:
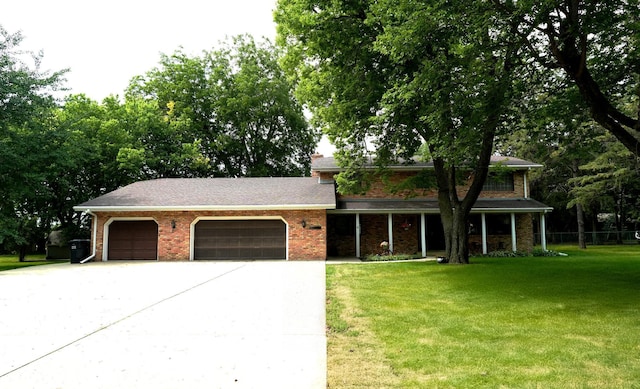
[312,155,543,172]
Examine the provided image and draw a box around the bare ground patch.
[327,279,402,388]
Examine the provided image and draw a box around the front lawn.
[0,254,65,272]
[326,245,640,388]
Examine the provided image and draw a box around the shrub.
[532,248,563,257]
[364,253,420,262]
[484,250,528,258]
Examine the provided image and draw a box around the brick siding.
[86,163,538,262]
[339,170,527,200]
[90,209,326,262]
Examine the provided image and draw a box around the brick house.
[313,155,552,258]
[74,155,551,262]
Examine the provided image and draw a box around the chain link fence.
[536,231,640,245]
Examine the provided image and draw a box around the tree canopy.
[0,26,67,259]
[276,0,526,263]
[489,0,640,155]
[275,0,640,260]
[1,32,317,257]
[127,35,318,177]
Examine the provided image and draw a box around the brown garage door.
[194,220,286,260]
[108,220,158,260]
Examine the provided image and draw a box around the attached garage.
[194,219,286,260]
[107,220,158,260]
[74,177,336,261]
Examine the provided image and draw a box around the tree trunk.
[427,35,512,264]
[18,246,27,262]
[615,190,624,245]
[576,202,587,249]
[571,160,587,249]
[432,142,491,265]
[442,208,470,264]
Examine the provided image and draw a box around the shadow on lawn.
[436,251,640,312]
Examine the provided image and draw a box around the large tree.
[496,85,606,248]
[489,1,640,156]
[569,134,640,244]
[43,95,132,233]
[127,35,318,177]
[0,26,66,259]
[276,0,524,263]
[109,97,211,181]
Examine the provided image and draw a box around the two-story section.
[312,154,552,258]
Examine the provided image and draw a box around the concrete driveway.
[0,261,326,388]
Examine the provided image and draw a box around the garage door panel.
[194,220,286,260]
[108,221,158,260]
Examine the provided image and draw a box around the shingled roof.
[74,177,337,212]
[335,198,552,213]
[311,155,543,172]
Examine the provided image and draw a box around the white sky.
[5,0,276,101]
[3,0,335,155]
[4,0,278,100]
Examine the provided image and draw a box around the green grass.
[327,245,640,388]
[0,254,65,272]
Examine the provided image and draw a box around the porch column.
[355,213,361,258]
[388,213,394,253]
[511,212,517,252]
[481,213,488,254]
[540,213,547,251]
[421,213,427,257]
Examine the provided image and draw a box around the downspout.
[80,210,98,264]
[387,214,394,254]
[355,213,361,259]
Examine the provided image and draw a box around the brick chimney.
[311,153,324,177]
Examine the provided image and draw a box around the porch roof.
[332,198,552,214]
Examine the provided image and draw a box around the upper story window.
[483,173,514,191]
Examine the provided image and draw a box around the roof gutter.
[329,207,554,214]
[73,203,337,213]
[470,208,554,213]
[80,209,97,264]
[312,164,543,173]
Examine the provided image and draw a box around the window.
[483,173,514,191]
[486,214,511,235]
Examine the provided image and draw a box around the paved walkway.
[0,261,326,388]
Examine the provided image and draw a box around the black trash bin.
[69,239,90,263]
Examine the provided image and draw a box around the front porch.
[326,199,551,259]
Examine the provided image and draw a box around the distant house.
[74,155,551,261]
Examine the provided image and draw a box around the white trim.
[524,171,529,198]
[190,216,289,261]
[355,213,361,258]
[329,207,553,215]
[469,208,553,213]
[511,213,517,252]
[540,213,547,251]
[481,213,488,255]
[103,217,158,261]
[387,214,394,253]
[420,213,427,257]
[75,204,335,213]
[329,209,441,215]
